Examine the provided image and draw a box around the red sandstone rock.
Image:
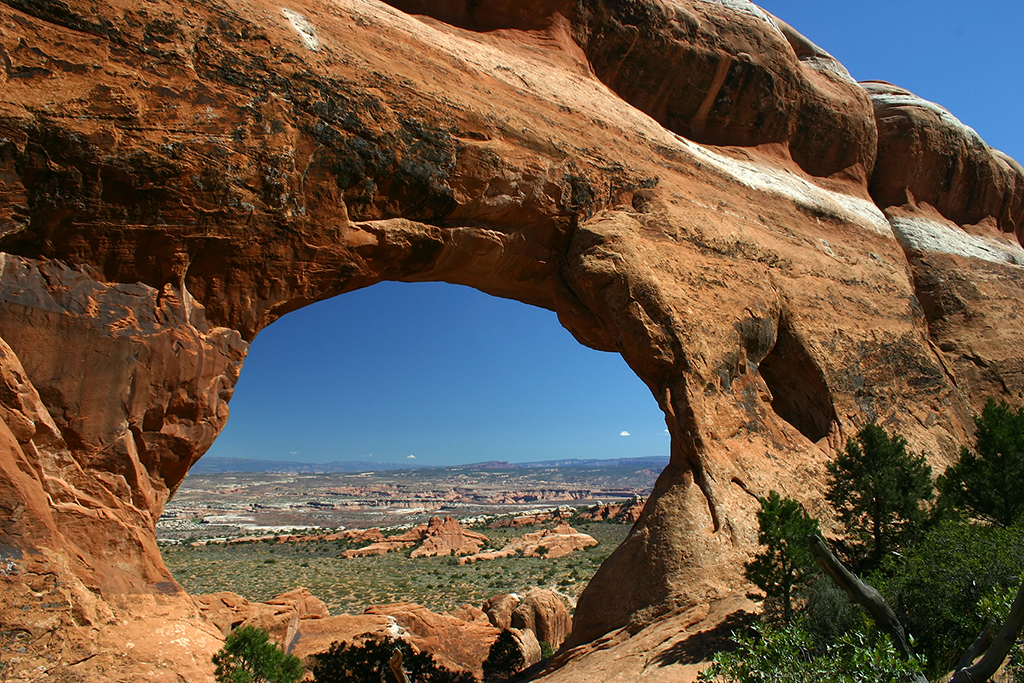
[341,517,487,558]
[462,523,597,564]
[449,603,491,625]
[511,589,573,650]
[409,515,489,557]
[364,602,500,678]
[0,0,1022,679]
[483,593,523,631]
[196,586,328,642]
[579,497,646,524]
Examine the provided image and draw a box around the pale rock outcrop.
[511,626,544,668]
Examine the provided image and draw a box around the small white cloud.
[407,454,416,459]
[620,431,631,437]
[289,451,298,455]
[664,429,670,435]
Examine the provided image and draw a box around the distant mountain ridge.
[188,455,670,474]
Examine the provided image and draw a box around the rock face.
[364,602,500,678]
[0,0,1023,679]
[196,590,501,676]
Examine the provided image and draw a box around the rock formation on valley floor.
[340,515,488,558]
[198,586,562,678]
[459,522,598,563]
[0,0,1023,679]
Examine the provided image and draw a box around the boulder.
[511,589,573,650]
[483,593,523,631]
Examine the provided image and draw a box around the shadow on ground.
[652,609,759,667]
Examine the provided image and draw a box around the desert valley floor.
[158,459,660,613]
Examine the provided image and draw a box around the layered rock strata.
[0,0,1022,680]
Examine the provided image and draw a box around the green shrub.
[871,518,1024,677]
[482,629,525,683]
[697,620,924,683]
[212,625,304,683]
[800,576,860,653]
[938,399,1024,527]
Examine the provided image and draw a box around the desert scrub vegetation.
[162,520,628,614]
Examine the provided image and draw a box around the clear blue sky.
[203,1,1021,467]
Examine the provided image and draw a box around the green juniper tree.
[938,399,1024,528]
[212,625,304,683]
[744,490,821,625]
[826,423,932,571]
[482,629,527,683]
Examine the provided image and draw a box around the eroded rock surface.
[0,0,1022,679]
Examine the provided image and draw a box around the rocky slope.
[0,0,1022,679]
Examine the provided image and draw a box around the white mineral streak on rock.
[889,216,1024,267]
[698,0,773,24]
[333,0,884,239]
[281,8,319,51]
[675,134,894,236]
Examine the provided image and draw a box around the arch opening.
[158,280,668,625]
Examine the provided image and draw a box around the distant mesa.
[187,457,412,474]
[187,455,671,474]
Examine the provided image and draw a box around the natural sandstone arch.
[1,0,1023,679]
